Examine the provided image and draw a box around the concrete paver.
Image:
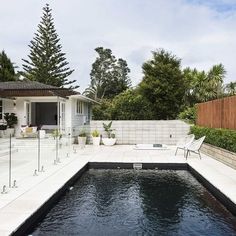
[0,143,236,235]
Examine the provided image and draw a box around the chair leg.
[175,147,179,156]
[186,150,189,160]
[198,151,202,159]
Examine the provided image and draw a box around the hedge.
[190,126,236,153]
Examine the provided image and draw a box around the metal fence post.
[38,131,40,172]
[9,134,12,188]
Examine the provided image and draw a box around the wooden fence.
[197,96,236,130]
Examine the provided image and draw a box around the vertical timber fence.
[197,96,236,130]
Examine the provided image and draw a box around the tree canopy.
[183,63,226,106]
[0,50,18,82]
[22,4,77,89]
[89,47,231,121]
[109,89,154,120]
[139,49,185,119]
[84,47,131,100]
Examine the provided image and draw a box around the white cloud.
[0,0,235,91]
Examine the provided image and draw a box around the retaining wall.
[201,143,236,170]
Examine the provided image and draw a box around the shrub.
[91,130,100,137]
[103,121,115,138]
[110,89,154,120]
[190,126,236,153]
[78,129,87,137]
[4,113,17,128]
[92,99,112,120]
[178,106,196,124]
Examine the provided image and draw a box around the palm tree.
[206,64,226,99]
[83,78,106,101]
[224,82,236,96]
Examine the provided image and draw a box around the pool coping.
[11,161,236,236]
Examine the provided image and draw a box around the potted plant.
[78,129,87,148]
[0,124,7,138]
[52,129,63,147]
[102,121,116,146]
[4,113,18,137]
[91,130,100,146]
[52,129,62,139]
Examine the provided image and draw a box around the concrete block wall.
[89,120,190,145]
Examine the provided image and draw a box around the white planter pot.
[92,137,100,146]
[102,138,116,146]
[78,136,87,148]
[39,130,46,139]
[0,130,7,138]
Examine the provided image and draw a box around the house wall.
[1,96,93,137]
[3,97,67,136]
[90,120,190,145]
[0,99,15,124]
[2,99,15,115]
[70,98,91,136]
[15,98,27,136]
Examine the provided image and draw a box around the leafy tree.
[85,47,131,100]
[178,106,197,124]
[105,58,131,99]
[110,89,154,120]
[92,99,112,120]
[22,4,77,88]
[139,49,185,119]
[0,50,18,81]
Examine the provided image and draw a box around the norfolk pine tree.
[22,4,77,89]
[0,50,18,82]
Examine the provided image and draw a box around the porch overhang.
[70,94,100,104]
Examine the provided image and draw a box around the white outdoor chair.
[185,136,206,160]
[175,134,195,156]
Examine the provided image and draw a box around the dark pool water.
[31,170,236,236]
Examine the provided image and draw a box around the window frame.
[0,100,3,120]
[76,100,84,115]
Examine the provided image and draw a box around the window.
[76,100,83,114]
[0,100,2,120]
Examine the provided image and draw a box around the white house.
[0,81,97,137]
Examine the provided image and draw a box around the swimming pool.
[30,169,236,235]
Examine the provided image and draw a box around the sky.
[0,0,236,92]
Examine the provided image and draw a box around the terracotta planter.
[102,138,116,146]
[92,137,100,146]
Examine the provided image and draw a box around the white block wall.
[90,120,190,145]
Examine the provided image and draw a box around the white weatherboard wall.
[90,120,190,145]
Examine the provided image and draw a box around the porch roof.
[70,94,100,104]
[0,81,78,98]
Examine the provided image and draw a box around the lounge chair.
[175,134,195,156]
[20,126,38,138]
[185,136,206,160]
